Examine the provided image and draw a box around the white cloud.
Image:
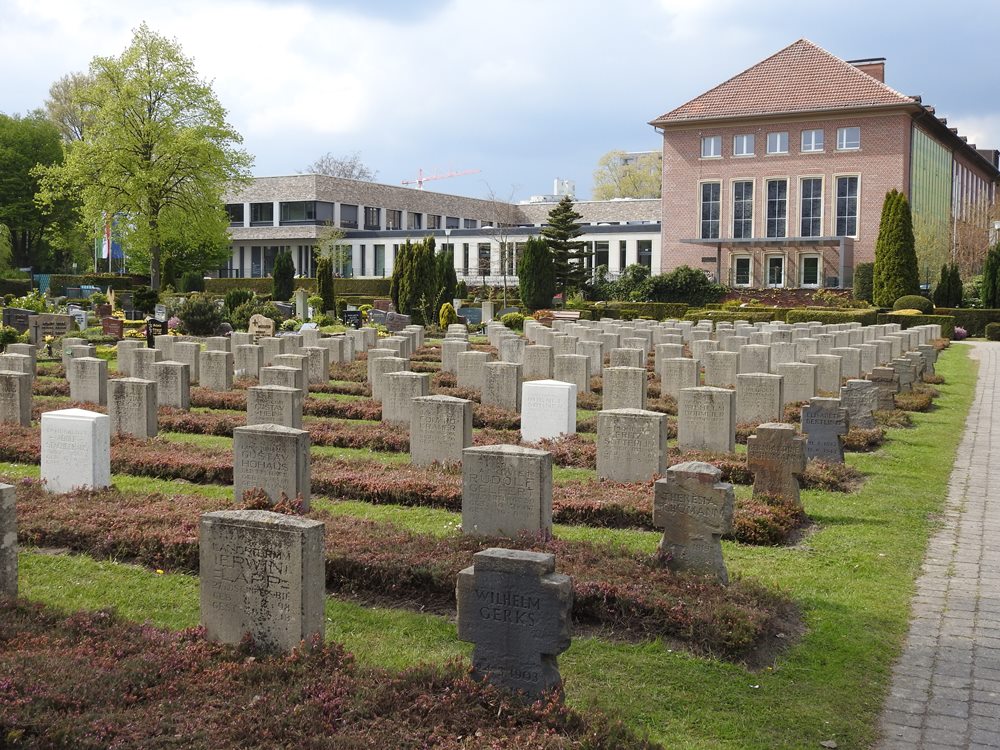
[946,114,1000,152]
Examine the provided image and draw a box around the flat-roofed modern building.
[650,38,999,289]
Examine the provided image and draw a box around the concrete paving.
[877,342,1000,749]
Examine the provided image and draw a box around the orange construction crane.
[401,167,480,190]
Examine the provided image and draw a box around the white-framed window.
[836,175,860,237]
[733,134,755,156]
[732,180,753,239]
[701,135,722,158]
[766,255,785,288]
[699,181,721,239]
[800,177,823,237]
[765,179,787,238]
[800,254,822,288]
[733,255,752,287]
[801,129,824,152]
[766,132,788,154]
[837,126,861,150]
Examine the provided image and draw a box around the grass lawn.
[11,343,976,749]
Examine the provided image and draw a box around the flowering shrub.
[953,326,968,340]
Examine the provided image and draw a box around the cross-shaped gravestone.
[746,423,807,510]
[457,548,573,700]
[800,397,850,463]
[840,380,878,430]
[904,351,926,379]
[653,461,735,583]
[917,344,938,376]
[868,367,899,411]
[890,358,915,392]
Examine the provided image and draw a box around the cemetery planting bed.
[9,480,792,661]
[0,599,657,750]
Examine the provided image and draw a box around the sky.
[2,0,999,202]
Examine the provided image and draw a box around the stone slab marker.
[840,379,877,430]
[234,345,263,380]
[662,357,699,399]
[381,371,430,426]
[108,378,157,438]
[523,345,554,380]
[553,353,590,394]
[746,423,807,509]
[410,395,473,466]
[301,346,331,385]
[172,341,201,384]
[260,365,304,391]
[0,371,31,426]
[200,509,324,653]
[132,347,163,382]
[0,484,15,597]
[738,344,771,374]
[40,408,111,493]
[775,362,817,405]
[702,350,739,388]
[441,339,469,374]
[917,344,938,375]
[805,354,842,394]
[462,445,553,537]
[521,380,576,443]
[232,424,311,509]
[457,350,491,391]
[890,358,916,392]
[868,367,899,411]
[481,362,522,412]
[653,462,734,583]
[801,397,849,463]
[370,355,407,402]
[154,360,190,409]
[612,348,645,369]
[830,347,861,379]
[677,386,736,454]
[457,548,572,699]
[248,385,303,429]
[735,373,784,425]
[596,408,668,482]
[115,339,142,377]
[200,350,234,391]
[602,366,647,410]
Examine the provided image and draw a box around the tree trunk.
[148,212,160,291]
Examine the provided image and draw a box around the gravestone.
[499,336,525,365]
[200,350,234,391]
[301,345,330,385]
[735,373,783,425]
[840,379,877,430]
[481,362,522,412]
[553,353,590,393]
[233,344,263,379]
[370,355,407,402]
[457,548,572,700]
[108,378,157,438]
[144,318,167,348]
[457,350,491,391]
[248,314,276,342]
[260,365,304,391]
[260,337,288,368]
[2,307,32,334]
[115,339,143,377]
[746,423,807,509]
[0,353,32,378]
[602,366,647,410]
[890,358,916,392]
[462,445,553,537]
[0,483,13,596]
[800,397,849,462]
[858,343,879,377]
[768,342,799,373]
[0,371,31,426]
[521,380,576,443]
[441,339,469,374]
[381,371,430,426]
[661,358,699,399]
[206,336,231,352]
[830,347,861,379]
[805,354,842,394]
[523,345,554,380]
[28,313,73,345]
[676,386,736,454]
[172,341,201,384]
[868,367,899,411]
[273,353,308,378]
[101,317,124,340]
[385,311,411,332]
[410,395,473,466]
[611,348,644,369]
[200,509,325,653]
[248,385,303,429]
[576,340,603,376]
[131,347,163,381]
[233,423,311,508]
[702,350,739,389]
[775,362,817,405]
[739,344,771,374]
[154,361,190,409]
[69,357,108,405]
[917,344,938,376]
[596,408,668,482]
[653,462,734,582]
[40,408,111,493]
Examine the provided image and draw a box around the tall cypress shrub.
[983,243,1000,308]
[316,255,336,314]
[517,235,556,310]
[271,250,294,301]
[436,246,458,312]
[391,240,412,312]
[872,190,919,307]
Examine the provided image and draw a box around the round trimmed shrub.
[985,322,1000,341]
[892,295,933,314]
[501,312,524,330]
[438,302,459,329]
[176,294,223,335]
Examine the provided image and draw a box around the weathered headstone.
[101,317,124,340]
[232,423,311,508]
[410,395,473,466]
[0,370,31,426]
[260,365,304,391]
[739,344,771,374]
[553,353,590,394]
[233,344,263,380]
[653,462,734,582]
[457,350,491,392]
[602,366,647,410]
[521,380,576,443]
[154,360,190,409]
[370,355,407,402]
[677,386,736,454]
[0,353,32,378]
[830,347,861,379]
[132,346,163,381]
[40,408,111,493]
[441,339,469,375]
[800,397,849,462]
[114,339,142,377]
[200,509,325,653]
[735,373,783,425]
[248,313,276,342]
[746,423,807,508]
[69,356,108,405]
[702,350,739,389]
[611,347,645,369]
[890,358,916,392]
[596,408,668,482]
[381,371,430,426]
[481,362,522,412]
[28,313,73,345]
[170,342,201,385]
[868,367,899,411]
[775,362,817,406]
[2,307,32,334]
[301,345,330,385]
[661,357,699,399]
[840,379,877,430]
[108,378,157,438]
[0,484,14,597]
[462,445,553,537]
[805,354,842,394]
[248,385,303,429]
[523,344,554,380]
[456,548,572,699]
[200,350,234,391]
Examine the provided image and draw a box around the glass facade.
[732,181,753,238]
[700,182,721,239]
[766,179,787,238]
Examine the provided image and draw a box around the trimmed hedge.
[684,309,783,323]
[876,313,955,339]
[0,278,31,295]
[785,308,879,326]
[985,322,1000,341]
[203,277,392,296]
[598,302,689,320]
[933,308,1000,337]
[48,274,146,294]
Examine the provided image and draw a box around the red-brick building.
[650,39,999,290]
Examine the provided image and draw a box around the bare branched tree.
[305,151,377,181]
[483,184,520,309]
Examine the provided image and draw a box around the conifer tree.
[436,246,458,312]
[390,240,412,312]
[982,243,1000,308]
[271,250,294,301]
[542,196,587,302]
[517,235,556,310]
[872,190,919,307]
[316,255,336,314]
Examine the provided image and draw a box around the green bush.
[602,301,688,320]
[203,278,391,297]
[0,325,21,349]
[0,278,31,296]
[983,244,1000,308]
[876,313,955,339]
[644,265,726,306]
[131,286,159,315]
[501,312,524,330]
[517,236,555,310]
[229,297,281,332]
[178,271,205,293]
[932,308,1000,337]
[271,251,295,302]
[785,308,879,326]
[853,262,874,303]
[47,274,144,295]
[892,295,933,314]
[438,302,459,329]
[932,263,962,308]
[985,322,1000,341]
[684,309,782,323]
[872,190,919,306]
[223,288,253,315]
[316,256,336,314]
[176,294,223,336]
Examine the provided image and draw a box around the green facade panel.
[910,126,953,275]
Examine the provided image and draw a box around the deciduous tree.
[305,151,376,181]
[592,150,661,200]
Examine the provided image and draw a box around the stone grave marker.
[653,462,734,582]
[800,397,849,463]
[805,354,842,394]
[101,317,124,340]
[206,336,230,352]
[746,423,807,509]
[738,344,771,374]
[481,362,522,412]
[611,347,645,369]
[662,357,699,399]
[381,371,430,426]
[677,386,736,453]
[248,313,276,342]
[775,362,817,405]
[115,339,142,377]
[702,350,739,389]
[735,373,783,425]
[577,340,603,376]
[596,408,668,482]
[248,385,303,429]
[917,344,938,376]
[890,358,916,392]
[29,313,73,345]
[200,350,234,391]
[840,379,877,429]
[0,483,14,596]
[0,353,32,378]
[2,307,32,334]
[868,367,899,411]
[521,380,576,443]
[131,347,163,381]
[144,319,167,349]
[441,339,469,374]
[69,356,108,405]
[260,365,304,391]
[301,345,330,385]
[457,350,491,391]
[553,353,590,393]
[154,360,190,409]
[602,366,647,410]
[500,336,525,364]
[830,347,861,379]
[0,370,31,426]
[456,548,572,700]
[370,355,407,402]
[233,423,311,508]
[40,408,111,493]
[410,395,473,466]
[108,378,157,438]
[462,445,553,537]
[523,345,554,380]
[200,509,325,653]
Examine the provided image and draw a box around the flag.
[102,220,111,259]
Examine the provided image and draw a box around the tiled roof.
[651,39,916,125]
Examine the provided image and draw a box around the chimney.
[847,57,886,83]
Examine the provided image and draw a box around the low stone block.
[410,395,473,466]
[248,385,303,429]
[596,408,668,482]
[462,445,553,537]
[40,408,111,493]
[232,423,311,508]
[108,378,157,438]
[521,380,576,443]
[381,371,430,426]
